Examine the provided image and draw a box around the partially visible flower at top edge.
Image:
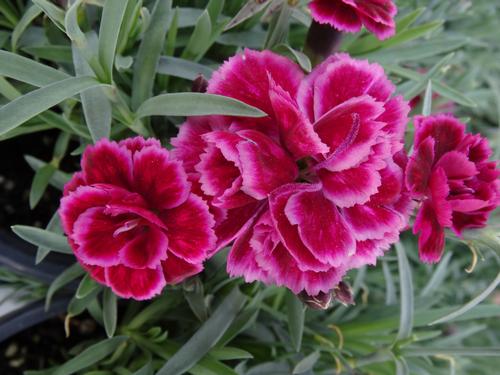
[406,114,500,263]
[172,49,412,297]
[59,137,216,300]
[309,0,397,40]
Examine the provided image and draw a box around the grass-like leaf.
[155,287,246,375]
[136,92,267,118]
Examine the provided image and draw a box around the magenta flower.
[60,137,216,300]
[406,115,500,263]
[173,50,411,295]
[309,0,397,40]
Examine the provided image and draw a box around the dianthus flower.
[173,50,411,295]
[60,137,215,300]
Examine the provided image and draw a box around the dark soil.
[0,132,60,230]
[0,314,102,374]
[0,131,79,231]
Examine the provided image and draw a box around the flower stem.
[304,21,343,66]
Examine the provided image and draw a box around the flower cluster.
[309,0,398,40]
[60,49,499,301]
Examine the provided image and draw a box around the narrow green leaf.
[273,44,312,73]
[210,347,253,361]
[385,64,476,108]
[155,287,246,375]
[131,0,172,110]
[0,50,70,87]
[402,347,500,357]
[286,290,305,352]
[25,155,72,190]
[45,263,85,311]
[264,3,292,49]
[29,163,57,209]
[395,357,409,375]
[65,0,106,80]
[382,260,397,305]
[99,0,130,82]
[133,362,153,375]
[0,76,104,136]
[183,278,208,322]
[224,0,270,31]
[293,351,320,374]
[23,45,73,64]
[36,212,63,264]
[422,80,433,116]
[76,274,100,299]
[11,225,72,254]
[429,271,500,326]
[68,287,102,318]
[181,10,211,61]
[207,0,224,26]
[72,44,112,142]
[52,337,128,375]
[136,93,266,118]
[157,56,214,80]
[395,242,414,341]
[33,0,65,32]
[420,252,452,297]
[403,53,454,100]
[12,5,42,51]
[103,288,118,338]
[53,132,71,161]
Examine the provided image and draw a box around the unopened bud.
[333,281,354,306]
[192,75,209,93]
[298,290,333,310]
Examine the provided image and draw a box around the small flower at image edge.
[406,114,500,263]
[59,137,216,300]
[309,0,398,40]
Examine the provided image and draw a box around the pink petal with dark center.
[72,207,129,266]
[120,225,168,269]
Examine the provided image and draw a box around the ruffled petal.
[414,201,446,264]
[269,80,329,159]
[120,226,168,269]
[435,151,477,180]
[314,96,386,172]
[269,184,331,272]
[81,139,133,189]
[284,190,355,266]
[133,146,190,209]
[414,115,465,158]
[319,163,382,208]
[237,129,298,199]
[105,265,166,300]
[208,49,304,117]
[162,254,203,284]
[309,0,362,32]
[161,194,215,264]
[72,207,127,266]
[265,244,347,295]
[343,203,404,241]
[405,137,435,198]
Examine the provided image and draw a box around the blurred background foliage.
[0,0,499,374]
